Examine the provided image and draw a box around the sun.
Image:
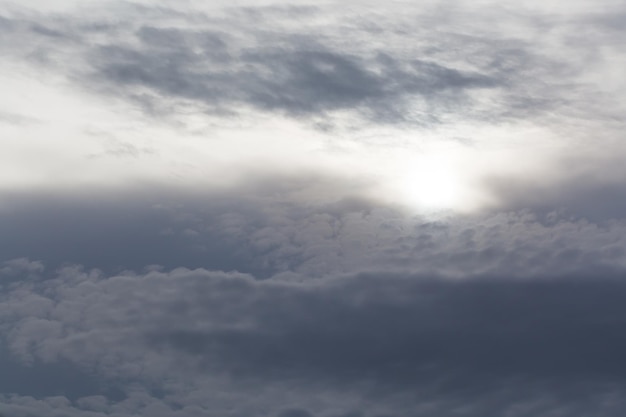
[395,158,464,212]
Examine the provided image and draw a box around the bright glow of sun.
[394,157,466,212]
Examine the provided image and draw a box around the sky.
[1,0,626,416]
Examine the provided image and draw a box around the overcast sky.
[1,0,626,416]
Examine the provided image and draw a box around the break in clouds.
[1,0,626,416]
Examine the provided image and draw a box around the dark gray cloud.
[0,180,625,417]
[0,353,122,402]
[0,180,369,277]
[0,180,625,415]
[485,159,626,222]
[150,273,626,384]
[2,265,626,416]
[1,180,625,279]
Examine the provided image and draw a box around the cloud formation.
[0,182,626,416]
[2,0,626,416]
[3,0,620,130]
[1,184,625,278]
[2,264,626,417]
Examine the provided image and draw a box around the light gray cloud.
[0,111,41,126]
[2,2,620,130]
[83,30,499,126]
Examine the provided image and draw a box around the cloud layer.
[1,183,626,416]
[2,0,626,416]
[2,263,626,417]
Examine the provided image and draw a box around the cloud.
[148,273,626,383]
[2,265,626,416]
[1,182,626,278]
[2,0,625,213]
[0,258,44,278]
[2,1,626,416]
[0,354,114,401]
[2,1,617,130]
[484,156,626,222]
[0,111,41,126]
[1,181,625,416]
[90,39,498,124]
